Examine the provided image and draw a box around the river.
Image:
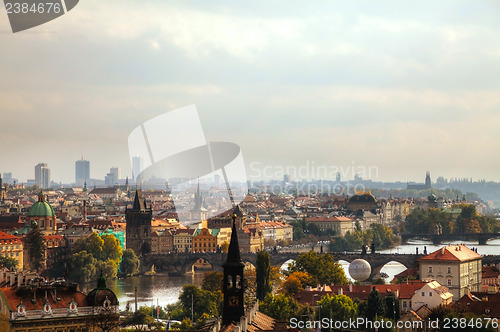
[83,240,500,310]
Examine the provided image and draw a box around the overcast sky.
[1,1,500,184]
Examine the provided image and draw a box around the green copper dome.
[28,192,55,217]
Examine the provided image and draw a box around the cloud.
[1,0,500,183]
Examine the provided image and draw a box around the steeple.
[133,189,146,210]
[222,210,245,325]
[97,270,106,289]
[226,214,242,264]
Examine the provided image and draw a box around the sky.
[1,0,500,184]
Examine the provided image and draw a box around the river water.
[83,240,500,310]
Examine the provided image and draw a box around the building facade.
[419,244,482,300]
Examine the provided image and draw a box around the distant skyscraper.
[105,167,121,186]
[110,167,120,181]
[2,173,13,185]
[35,163,50,189]
[75,158,90,186]
[132,156,142,181]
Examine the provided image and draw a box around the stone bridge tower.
[126,190,152,257]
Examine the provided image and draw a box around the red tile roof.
[0,286,88,311]
[482,266,500,278]
[419,245,481,262]
[0,231,22,244]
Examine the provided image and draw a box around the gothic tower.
[425,171,431,189]
[126,190,152,257]
[222,211,245,325]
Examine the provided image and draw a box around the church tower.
[425,171,431,189]
[222,211,245,325]
[126,190,152,257]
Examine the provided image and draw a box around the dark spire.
[133,189,145,210]
[97,270,106,289]
[225,213,242,264]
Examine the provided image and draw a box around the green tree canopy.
[26,223,46,271]
[69,250,98,283]
[364,287,386,320]
[179,284,219,321]
[120,249,140,277]
[0,256,18,270]
[317,294,358,322]
[256,251,272,300]
[291,251,348,285]
[259,294,300,321]
[101,234,123,262]
[201,271,223,293]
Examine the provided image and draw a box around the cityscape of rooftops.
[2,1,500,331]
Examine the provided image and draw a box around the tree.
[280,271,313,296]
[121,306,159,331]
[201,271,223,293]
[97,259,118,280]
[69,250,98,283]
[101,234,122,262]
[74,233,104,260]
[120,249,139,276]
[292,251,348,285]
[259,294,300,321]
[0,256,18,270]
[364,287,386,320]
[179,285,219,321]
[317,294,357,322]
[256,251,272,300]
[26,222,46,271]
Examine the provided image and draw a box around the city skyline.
[2,1,500,183]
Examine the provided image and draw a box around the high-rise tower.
[35,163,50,189]
[75,158,90,186]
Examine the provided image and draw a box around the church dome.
[348,193,376,204]
[86,272,118,307]
[28,192,55,217]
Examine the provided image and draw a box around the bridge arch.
[372,260,408,282]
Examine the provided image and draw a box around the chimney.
[240,315,247,332]
[395,289,399,298]
[349,283,353,292]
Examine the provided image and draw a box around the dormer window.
[103,296,111,308]
[68,300,78,314]
[43,302,52,316]
[17,303,26,317]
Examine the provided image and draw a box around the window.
[428,266,433,273]
[429,292,433,297]
[448,279,452,286]
[447,267,451,274]
[403,301,407,308]
[422,292,425,296]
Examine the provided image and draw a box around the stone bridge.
[141,251,424,280]
[401,233,500,245]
